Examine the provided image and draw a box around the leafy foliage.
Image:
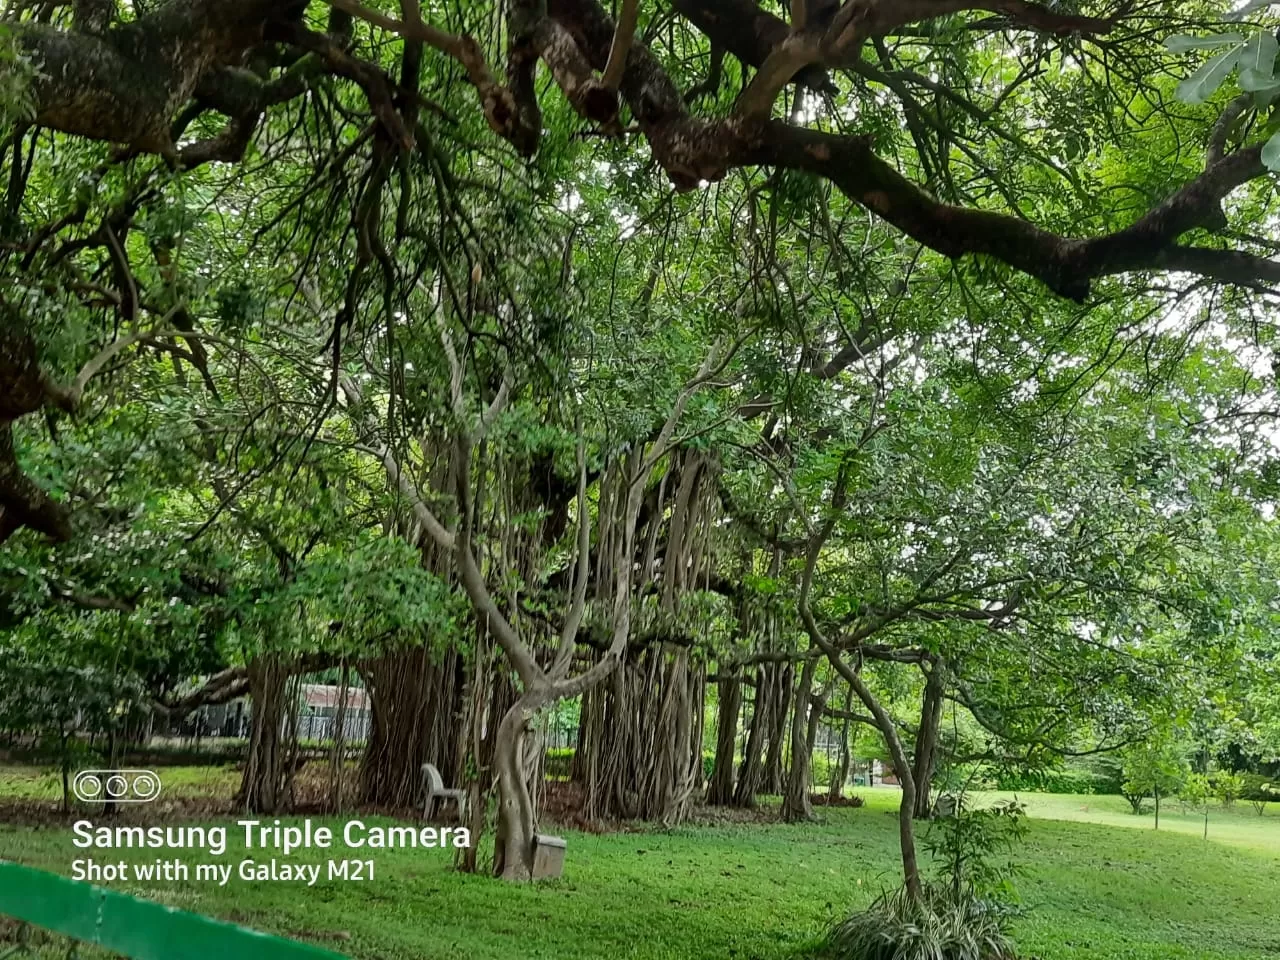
[922,798,1029,901]
[1166,2,1280,168]
[1120,741,1190,814]
[825,884,1017,960]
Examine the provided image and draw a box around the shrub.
[823,789,1029,960]
[1213,771,1245,809]
[825,885,1017,960]
[989,766,1111,795]
[1242,773,1279,815]
[922,797,1027,900]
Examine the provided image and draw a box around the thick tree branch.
[1148,245,1280,291]
[672,0,836,95]
[152,653,335,719]
[531,17,619,124]
[16,0,300,152]
[735,33,823,118]
[543,0,1256,302]
[0,423,73,543]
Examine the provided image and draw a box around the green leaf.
[1262,130,1280,173]
[1176,46,1246,104]
[1164,34,1246,54]
[1239,31,1279,91]
[1245,73,1280,96]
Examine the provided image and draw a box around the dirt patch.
[684,803,780,826]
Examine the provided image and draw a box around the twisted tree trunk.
[493,693,541,881]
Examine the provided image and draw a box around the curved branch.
[734,33,823,118]
[601,0,640,91]
[673,0,836,94]
[548,0,1245,301]
[41,321,200,414]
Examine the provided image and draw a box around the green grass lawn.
[2,770,1279,959]
[972,788,1280,855]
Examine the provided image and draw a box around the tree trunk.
[731,666,768,807]
[764,662,793,795]
[359,646,464,809]
[571,686,592,783]
[493,695,539,881]
[827,689,854,802]
[782,654,819,822]
[707,670,742,805]
[848,670,922,900]
[456,630,514,874]
[59,723,71,815]
[239,656,289,814]
[580,644,702,823]
[911,659,946,820]
[326,661,350,813]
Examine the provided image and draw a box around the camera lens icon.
[131,771,161,801]
[73,769,162,804]
[73,772,102,800]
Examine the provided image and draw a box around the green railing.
[0,862,348,959]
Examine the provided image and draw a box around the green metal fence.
[0,862,348,960]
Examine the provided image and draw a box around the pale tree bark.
[492,690,547,880]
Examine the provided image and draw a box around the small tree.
[1213,771,1245,810]
[1120,742,1188,828]
[1181,773,1212,840]
[921,795,1029,901]
[1243,775,1279,816]
[1120,776,1149,816]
